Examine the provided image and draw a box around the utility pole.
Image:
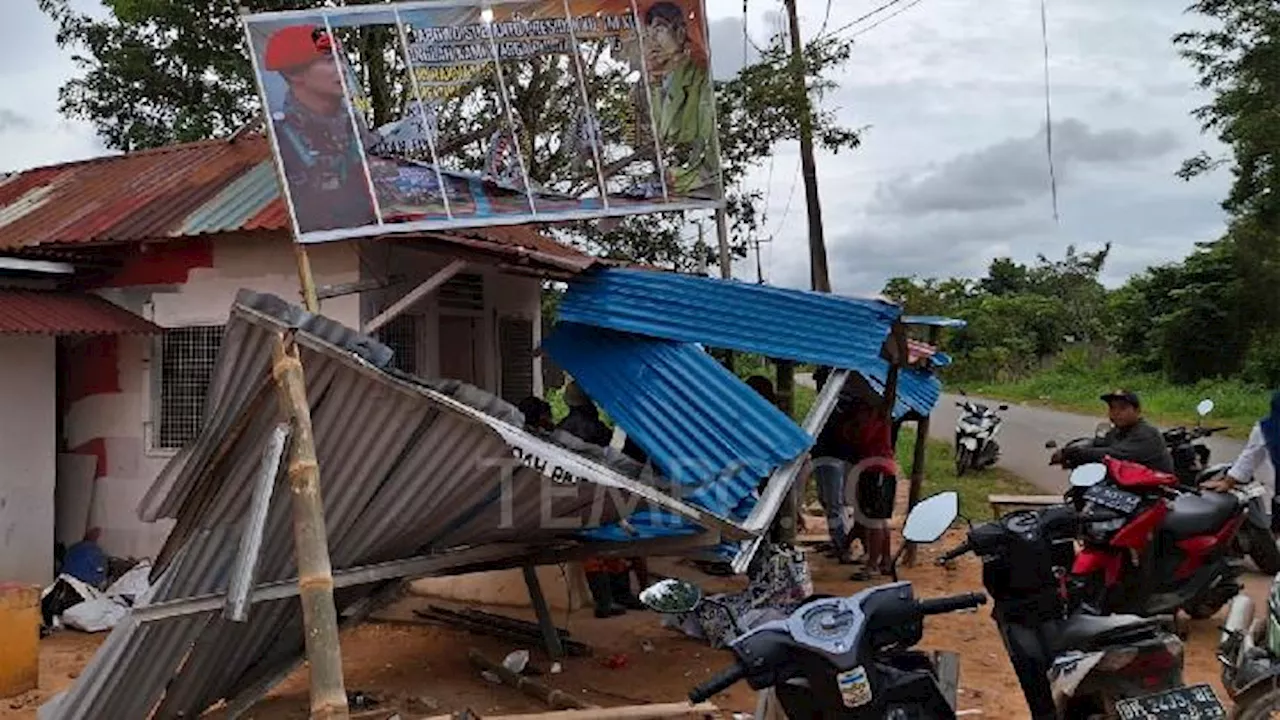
[773,0,833,545]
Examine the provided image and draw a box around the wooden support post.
[272,334,348,720]
[904,415,930,567]
[294,245,321,313]
[522,565,566,660]
[363,259,467,335]
[774,359,797,544]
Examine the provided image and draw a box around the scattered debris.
[411,607,592,657]
[640,640,655,653]
[503,650,531,675]
[601,654,629,670]
[468,649,593,711]
[421,702,720,720]
[549,663,563,675]
[347,690,380,710]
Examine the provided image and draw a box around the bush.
[1244,332,1280,388]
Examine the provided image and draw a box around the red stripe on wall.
[63,335,121,405]
[101,238,214,288]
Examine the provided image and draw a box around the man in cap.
[263,25,379,233]
[1055,389,1175,473]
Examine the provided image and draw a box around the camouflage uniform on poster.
[264,25,381,233]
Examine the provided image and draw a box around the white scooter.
[954,391,1008,476]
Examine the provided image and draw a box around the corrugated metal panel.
[867,365,943,419]
[544,322,810,506]
[0,290,161,335]
[902,315,967,329]
[0,137,596,273]
[45,291,732,720]
[557,268,900,369]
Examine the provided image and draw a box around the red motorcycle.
[1057,455,1265,620]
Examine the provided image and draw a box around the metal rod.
[732,369,850,573]
[323,13,384,226]
[224,423,290,622]
[628,0,671,202]
[362,258,467,334]
[562,0,610,209]
[522,565,566,659]
[271,333,348,720]
[482,11,539,216]
[393,5,454,220]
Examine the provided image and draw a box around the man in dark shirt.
[1057,389,1175,473]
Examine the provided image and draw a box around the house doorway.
[439,315,482,386]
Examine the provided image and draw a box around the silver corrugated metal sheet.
[45,291,736,720]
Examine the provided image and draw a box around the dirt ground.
[1,522,1242,720]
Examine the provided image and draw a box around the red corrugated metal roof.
[0,290,161,335]
[0,136,594,271]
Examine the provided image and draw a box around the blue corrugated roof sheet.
[544,322,811,505]
[557,269,900,369]
[867,365,943,419]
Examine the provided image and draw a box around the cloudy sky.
[7,0,1230,295]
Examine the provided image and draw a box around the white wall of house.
[64,235,360,560]
[64,233,546,566]
[0,334,56,585]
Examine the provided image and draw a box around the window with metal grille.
[499,316,535,403]
[156,325,224,450]
[439,273,485,311]
[375,314,419,375]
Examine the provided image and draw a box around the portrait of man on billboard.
[263,25,381,233]
[631,1,718,199]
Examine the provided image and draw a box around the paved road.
[929,393,1246,494]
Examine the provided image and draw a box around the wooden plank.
[933,650,960,710]
[467,649,593,711]
[363,259,467,334]
[988,494,1061,518]
[523,565,566,660]
[421,703,719,720]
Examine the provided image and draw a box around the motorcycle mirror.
[638,578,703,614]
[998,404,1009,411]
[1095,422,1112,438]
[1045,440,1058,449]
[902,492,959,544]
[1069,463,1108,488]
[1197,399,1215,417]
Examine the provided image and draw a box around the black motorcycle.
[641,497,984,718]
[1162,399,1229,487]
[1219,576,1280,719]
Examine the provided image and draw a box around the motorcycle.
[1056,457,1265,619]
[953,392,1008,476]
[642,490,1224,719]
[640,495,986,718]
[928,472,1223,719]
[1219,575,1280,719]
[1163,399,1229,487]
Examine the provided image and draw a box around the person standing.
[846,396,899,580]
[1203,391,1279,528]
[810,367,858,563]
[556,381,640,616]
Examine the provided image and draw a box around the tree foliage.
[40,0,860,274]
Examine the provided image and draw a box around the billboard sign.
[242,0,724,244]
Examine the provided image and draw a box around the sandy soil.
[1,527,1239,720]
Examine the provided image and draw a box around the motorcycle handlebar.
[936,541,974,564]
[689,662,748,703]
[916,593,988,615]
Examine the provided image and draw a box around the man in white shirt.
[1204,391,1279,520]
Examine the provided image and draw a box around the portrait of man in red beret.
[262,24,380,234]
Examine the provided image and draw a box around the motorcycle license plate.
[1113,683,1225,719]
[1084,484,1142,515]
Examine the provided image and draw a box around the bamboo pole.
[273,333,348,719]
[294,245,321,312]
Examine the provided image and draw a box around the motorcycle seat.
[1163,491,1239,539]
[1051,613,1164,654]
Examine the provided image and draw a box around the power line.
[818,0,835,35]
[824,0,916,38]
[1040,0,1060,222]
[845,0,927,38]
[768,160,802,241]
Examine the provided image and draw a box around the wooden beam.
[522,565,566,660]
[904,415,930,567]
[316,275,406,301]
[363,259,467,335]
[422,702,720,720]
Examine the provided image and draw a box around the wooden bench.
[988,494,1063,518]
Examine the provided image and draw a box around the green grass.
[895,427,1041,521]
[962,362,1268,440]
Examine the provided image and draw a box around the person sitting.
[1054,390,1175,473]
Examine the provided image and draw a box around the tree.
[979,258,1029,296]
[1175,0,1280,366]
[41,1,861,274]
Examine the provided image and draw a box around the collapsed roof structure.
[42,269,959,719]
